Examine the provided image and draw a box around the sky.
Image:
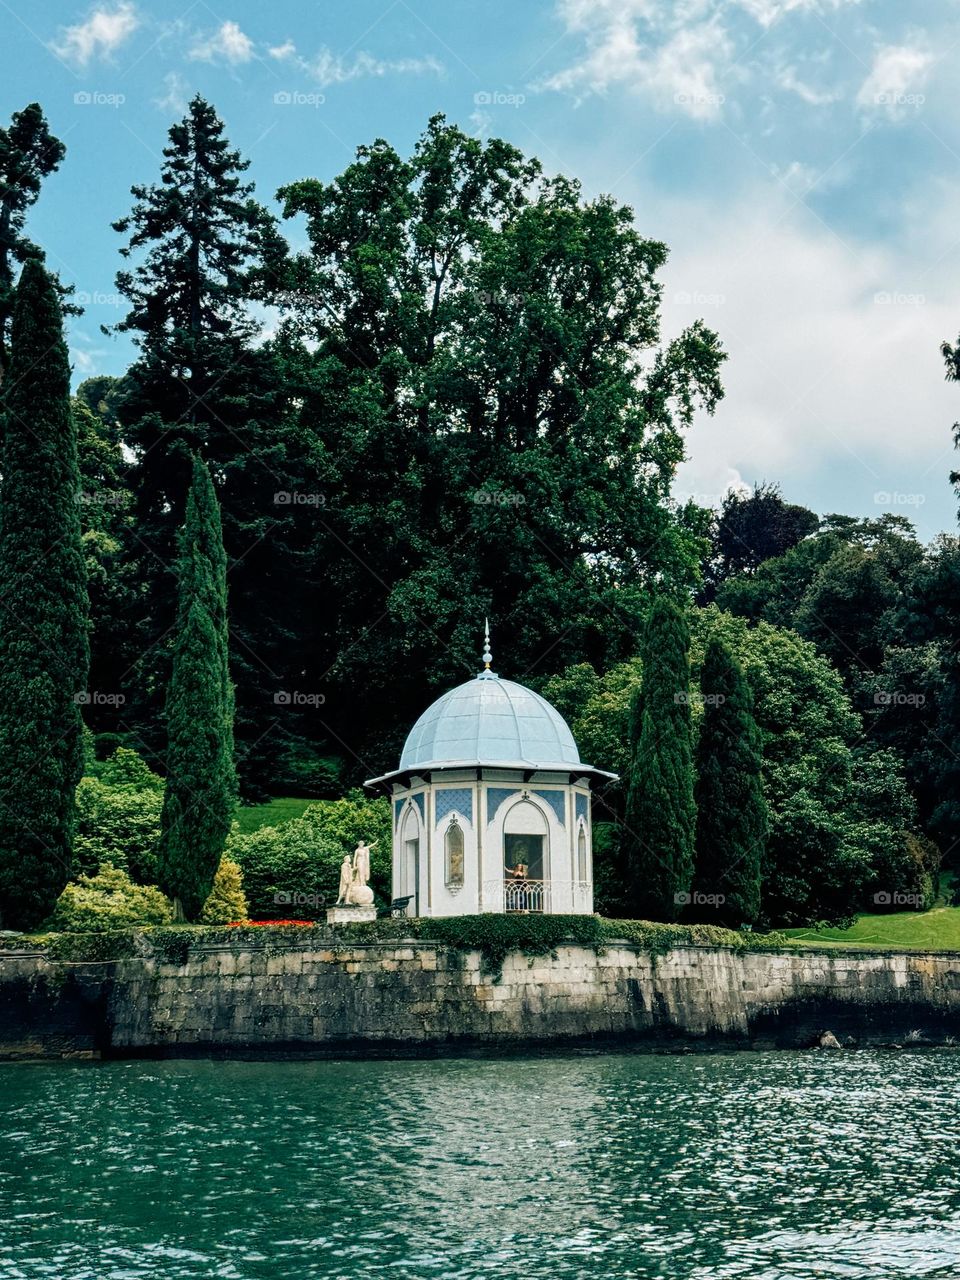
[3,0,960,540]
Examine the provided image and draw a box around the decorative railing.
[482,879,593,914]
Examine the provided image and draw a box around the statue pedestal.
[326,904,377,925]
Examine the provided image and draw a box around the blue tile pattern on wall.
[534,790,565,826]
[435,788,473,824]
[487,787,517,824]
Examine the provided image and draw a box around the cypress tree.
[692,635,767,925]
[0,260,89,929]
[623,597,696,921]
[156,456,236,919]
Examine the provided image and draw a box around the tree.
[0,103,66,377]
[156,456,236,919]
[0,261,89,929]
[701,482,818,597]
[277,115,725,781]
[692,635,766,925]
[201,857,248,924]
[622,598,696,920]
[111,95,291,787]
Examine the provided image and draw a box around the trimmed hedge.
[0,914,787,974]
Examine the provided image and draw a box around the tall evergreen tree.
[692,635,766,925]
[0,261,89,929]
[0,103,66,377]
[622,598,696,920]
[156,456,236,920]
[111,95,291,785]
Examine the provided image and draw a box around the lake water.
[2,1051,959,1279]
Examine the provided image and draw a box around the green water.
[2,1051,959,1279]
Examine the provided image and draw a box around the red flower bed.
[225,919,317,927]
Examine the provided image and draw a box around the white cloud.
[189,20,255,65]
[736,0,860,26]
[270,42,443,88]
[776,65,838,106]
[856,45,932,119]
[50,3,139,66]
[543,12,731,119]
[154,71,188,114]
[665,188,959,537]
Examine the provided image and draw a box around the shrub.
[47,864,173,933]
[74,777,163,883]
[100,747,164,792]
[201,857,249,924]
[227,823,346,919]
[227,790,392,918]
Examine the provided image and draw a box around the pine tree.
[201,856,248,924]
[0,103,67,376]
[692,635,767,925]
[156,456,236,920]
[622,598,696,920]
[111,95,290,784]
[0,260,89,929]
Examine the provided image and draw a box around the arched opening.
[577,822,588,882]
[502,799,548,912]
[401,806,421,916]
[444,818,464,888]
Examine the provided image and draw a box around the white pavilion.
[364,627,616,917]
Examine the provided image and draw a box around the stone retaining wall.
[2,935,960,1059]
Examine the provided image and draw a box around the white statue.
[335,840,377,907]
[352,839,376,888]
[336,854,354,905]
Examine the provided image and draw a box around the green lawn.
[783,904,960,950]
[233,797,315,834]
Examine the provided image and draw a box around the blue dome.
[399,673,582,772]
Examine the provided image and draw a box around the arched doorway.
[502,799,548,912]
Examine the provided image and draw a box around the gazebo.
[364,627,616,916]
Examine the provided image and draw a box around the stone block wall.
[2,934,960,1059]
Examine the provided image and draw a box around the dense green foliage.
[692,636,766,926]
[200,857,249,925]
[74,776,163,883]
[226,792,391,919]
[0,103,66,374]
[0,262,89,930]
[47,864,172,933]
[156,458,236,919]
[623,599,696,921]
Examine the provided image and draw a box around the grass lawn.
[783,904,960,950]
[233,797,315,834]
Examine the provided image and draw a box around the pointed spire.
[482,617,493,670]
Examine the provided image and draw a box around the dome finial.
[482,616,493,671]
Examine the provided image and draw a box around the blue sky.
[3,0,960,539]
